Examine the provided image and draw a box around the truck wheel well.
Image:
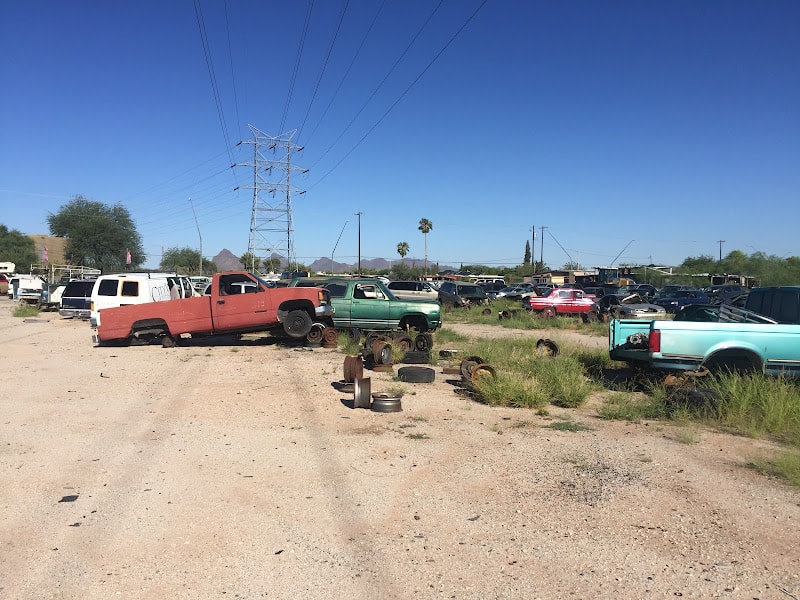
[399,315,428,333]
[703,349,763,375]
[132,318,170,334]
[278,299,314,317]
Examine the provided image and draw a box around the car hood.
[616,303,666,314]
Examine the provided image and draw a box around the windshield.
[457,285,486,296]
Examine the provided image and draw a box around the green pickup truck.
[289,277,441,336]
[609,286,800,376]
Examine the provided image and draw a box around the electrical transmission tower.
[239,124,307,275]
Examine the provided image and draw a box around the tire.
[402,350,430,364]
[535,338,559,357]
[460,355,486,380]
[372,341,392,365]
[366,332,391,347]
[481,307,492,316]
[542,306,556,319]
[414,333,434,352]
[161,335,176,348]
[393,334,414,352]
[470,364,496,385]
[398,366,435,383]
[306,322,324,345]
[322,326,339,347]
[284,310,313,338]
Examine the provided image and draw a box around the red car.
[524,287,598,319]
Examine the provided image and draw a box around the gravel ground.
[1,301,799,599]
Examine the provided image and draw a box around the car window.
[97,279,119,296]
[64,281,95,297]
[121,281,139,297]
[324,283,347,298]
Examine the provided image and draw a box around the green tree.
[202,261,219,275]
[719,250,748,276]
[263,256,282,273]
[396,241,410,266]
[523,240,531,266]
[239,252,262,272]
[47,195,144,272]
[161,246,202,274]
[418,218,433,277]
[0,225,37,270]
[678,254,717,273]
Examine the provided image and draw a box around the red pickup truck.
[524,287,598,319]
[92,271,333,346]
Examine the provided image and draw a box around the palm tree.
[396,241,410,266]
[418,218,433,277]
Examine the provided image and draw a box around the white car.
[386,280,439,302]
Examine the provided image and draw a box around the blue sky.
[1,0,798,271]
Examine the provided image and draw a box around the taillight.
[649,329,661,353]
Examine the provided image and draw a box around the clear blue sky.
[1,1,798,271]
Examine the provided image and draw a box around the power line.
[223,0,243,142]
[280,0,315,134]
[311,0,488,187]
[193,0,236,169]
[297,0,351,139]
[302,0,388,147]
[309,0,444,171]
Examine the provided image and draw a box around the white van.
[89,273,191,327]
[386,280,439,302]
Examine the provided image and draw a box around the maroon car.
[524,287,598,319]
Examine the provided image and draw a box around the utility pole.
[540,226,547,271]
[331,221,348,275]
[189,197,202,274]
[355,212,363,276]
[717,240,725,261]
[238,124,307,275]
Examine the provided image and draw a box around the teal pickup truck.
[609,286,800,376]
[289,277,441,336]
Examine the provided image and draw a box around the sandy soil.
[1,300,798,599]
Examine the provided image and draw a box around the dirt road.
[1,302,798,599]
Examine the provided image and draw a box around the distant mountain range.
[211,249,457,274]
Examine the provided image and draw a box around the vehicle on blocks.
[523,287,599,321]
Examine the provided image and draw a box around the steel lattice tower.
[239,124,307,274]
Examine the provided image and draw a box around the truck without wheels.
[609,286,800,377]
[290,277,441,337]
[92,271,333,346]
